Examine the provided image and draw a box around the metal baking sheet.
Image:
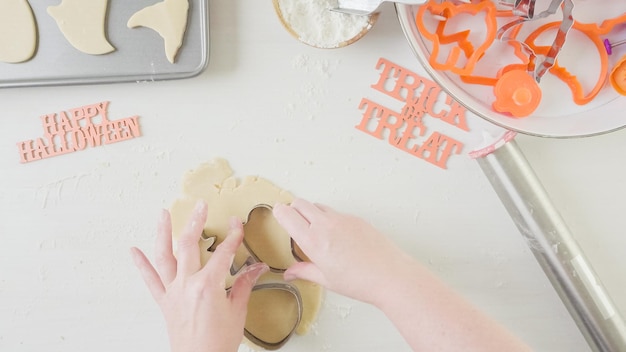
[0,0,209,88]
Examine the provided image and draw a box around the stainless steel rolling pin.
[477,139,626,352]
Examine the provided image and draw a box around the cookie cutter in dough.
[240,203,307,273]
[200,204,307,272]
[203,204,306,350]
[238,282,303,350]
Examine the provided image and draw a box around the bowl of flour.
[273,0,378,49]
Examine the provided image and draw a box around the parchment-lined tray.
[0,0,209,88]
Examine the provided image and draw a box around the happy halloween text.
[17,101,141,163]
[356,58,469,169]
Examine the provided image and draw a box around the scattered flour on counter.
[327,302,353,320]
[277,0,372,48]
[291,53,340,78]
[284,54,339,120]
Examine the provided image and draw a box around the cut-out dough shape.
[127,0,190,63]
[0,0,37,63]
[170,159,323,348]
[47,0,115,55]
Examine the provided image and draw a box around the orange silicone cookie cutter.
[459,11,532,87]
[493,69,542,117]
[610,55,626,95]
[416,0,498,76]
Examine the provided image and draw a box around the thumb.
[229,263,269,310]
[284,262,328,287]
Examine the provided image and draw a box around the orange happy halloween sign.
[16,101,141,163]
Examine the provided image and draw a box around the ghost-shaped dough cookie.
[47,0,115,55]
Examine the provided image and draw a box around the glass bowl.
[395,3,626,138]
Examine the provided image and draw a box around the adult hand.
[131,201,269,352]
[273,198,412,306]
[274,199,532,352]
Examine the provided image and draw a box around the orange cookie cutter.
[458,9,533,87]
[610,55,626,95]
[415,0,498,76]
[493,69,542,117]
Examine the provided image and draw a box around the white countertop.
[1,1,625,351]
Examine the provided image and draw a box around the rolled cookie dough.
[170,159,323,345]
